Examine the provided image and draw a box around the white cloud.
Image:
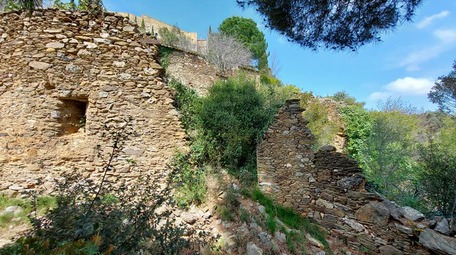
[368,77,435,100]
[434,29,456,43]
[399,29,456,71]
[385,77,434,95]
[416,10,450,29]
[368,92,391,100]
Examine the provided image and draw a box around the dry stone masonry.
[258,99,456,254]
[0,9,187,195]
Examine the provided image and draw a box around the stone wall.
[165,47,260,96]
[258,99,456,254]
[118,12,205,52]
[0,9,187,195]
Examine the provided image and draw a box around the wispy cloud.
[399,29,456,71]
[416,10,450,29]
[368,77,435,100]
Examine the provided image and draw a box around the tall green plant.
[338,105,372,160]
[360,111,421,204]
[197,76,272,169]
[419,118,456,217]
[303,100,340,150]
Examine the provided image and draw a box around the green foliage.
[247,188,330,253]
[303,100,339,149]
[171,152,207,207]
[158,46,174,69]
[141,18,146,29]
[0,235,109,255]
[159,27,180,46]
[168,79,201,131]
[419,118,456,217]
[237,0,423,51]
[218,16,268,70]
[158,26,193,51]
[338,105,372,160]
[428,60,456,114]
[360,111,422,205]
[4,0,41,10]
[197,76,272,169]
[258,73,302,111]
[51,0,103,12]
[52,0,75,10]
[0,195,55,228]
[330,91,364,107]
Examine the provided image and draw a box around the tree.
[419,118,456,218]
[141,18,146,30]
[428,60,456,114]
[205,33,252,72]
[2,0,42,10]
[219,16,268,70]
[197,76,271,168]
[237,0,423,50]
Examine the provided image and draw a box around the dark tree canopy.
[428,60,456,114]
[237,0,423,50]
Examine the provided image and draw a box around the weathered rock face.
[165,47,260,96]
[0,9,186,195]
[165,49,218,96]
[257,99,456,254]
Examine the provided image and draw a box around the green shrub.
[419,119,456,217]
[168,79,201,131]
[303,100,339,149]
[330,91,364,107]
[247,188,329,252]
[197,76,272,169]
[338,105,372,160]
[360,111,420,204]
[172,152,207,207]
[0,195,55,228]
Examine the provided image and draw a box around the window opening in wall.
[58,98,88,136]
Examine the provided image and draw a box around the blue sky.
[102,0,456,111]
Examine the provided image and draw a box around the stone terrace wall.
[0,9,187,195]
[165,47,260,96]
[258,100,456,254]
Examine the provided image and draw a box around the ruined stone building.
[0,9,187,195]
[257,99,456,254]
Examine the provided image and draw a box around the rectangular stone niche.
[58,98,88,136]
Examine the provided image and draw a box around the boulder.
[378,245,404,255]
[400,206,425,222]
[355,201,390,225]
[419,228,456,255]
[246,242,263,255]
[434,218,450,235]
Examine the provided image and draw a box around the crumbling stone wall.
[0,9,186,195]
[258,99,456,254]
[165,47,260,96]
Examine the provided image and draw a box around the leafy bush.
[168,79,201,131]
[0,195,55,228]
[171,152,207,207]
[247,188,331,254]
[419,118,456,217]
[330,91,364,107]
[303,99,339,149]
[197,76,272,169]
[338,105,372,160]
[356,110,424,208]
